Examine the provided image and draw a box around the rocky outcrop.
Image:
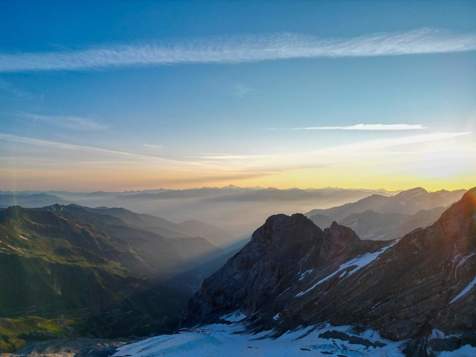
[187,213,385,324]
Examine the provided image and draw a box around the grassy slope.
[0,205,220,351]
[0,316,75,352]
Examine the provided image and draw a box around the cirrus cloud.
[0,29,476,72]
[21,112,108,131]
[293,123,427,131]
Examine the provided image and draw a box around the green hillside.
[0,204,219,351]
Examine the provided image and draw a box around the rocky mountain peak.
[394,187,428,199]
[252,213,323,247]
[459,187,476,207]
[325,221,360,243]
[432,187,476,243]
[187,214,386,324]
[437,188,476,228]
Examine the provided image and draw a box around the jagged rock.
[187,213,385,325]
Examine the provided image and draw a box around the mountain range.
[187,187,476,355]
[1,187,472,355]
[2,187,463,243]
[307,187,465,240]
[1,187,388,237]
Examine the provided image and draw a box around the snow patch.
[114,322,405,357]
[428,329,459,341]
[297,269,313,281]
[430,329,446,339]
[296,241,397,297]
[221,311,247,322]
[273,313,281,321]
[439,344,476,356]
[455,253,475,270]
[450,275,476,304]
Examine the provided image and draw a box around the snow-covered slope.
[114,317,405,357]
[114,317,476,357]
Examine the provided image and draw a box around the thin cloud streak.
[143,143,164,150]
[325,131,473,153]
[1,29,476,72]
[0,132,201,167]
[195,132,473,166]
[1,131,474,189]
[186,131,475,179]
[153,172,272,186]
[2,131,470,168]
[22,113,108,131]
[0,79,34,98]
[197,154,275,161]
[293,123,427,131]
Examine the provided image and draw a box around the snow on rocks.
[450,275,476,304]
[454,253,475,270]
[296,240,398,297]
[297,269,313,281]
[439,344,476,356]
[113,322,406,357]
[220,311,247,322]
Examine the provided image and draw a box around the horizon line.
[1,185,470,194]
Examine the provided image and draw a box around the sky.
[0,0,475,191]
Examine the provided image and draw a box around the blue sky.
[1,0,475,190]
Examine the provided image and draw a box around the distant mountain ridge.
[3,187,389,237]
[0,192,67,208]
[188,187,476,355]
[307,187,465,240]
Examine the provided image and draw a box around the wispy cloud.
[197,154,274,161]
[232,83,253,98]
[293,123,427,131]
[0,132,142,158]
[153,172,271,186]
[22,113,108,131]
[143,143,164,150]
[0,132,189,165]
[194,131,472,167]
[1,131,474,190]
[1,29,475,72]
[0,79,34,98]
[320,131,472,153]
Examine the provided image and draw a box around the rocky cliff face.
[188,188,476,353]
[187,213,385,324]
